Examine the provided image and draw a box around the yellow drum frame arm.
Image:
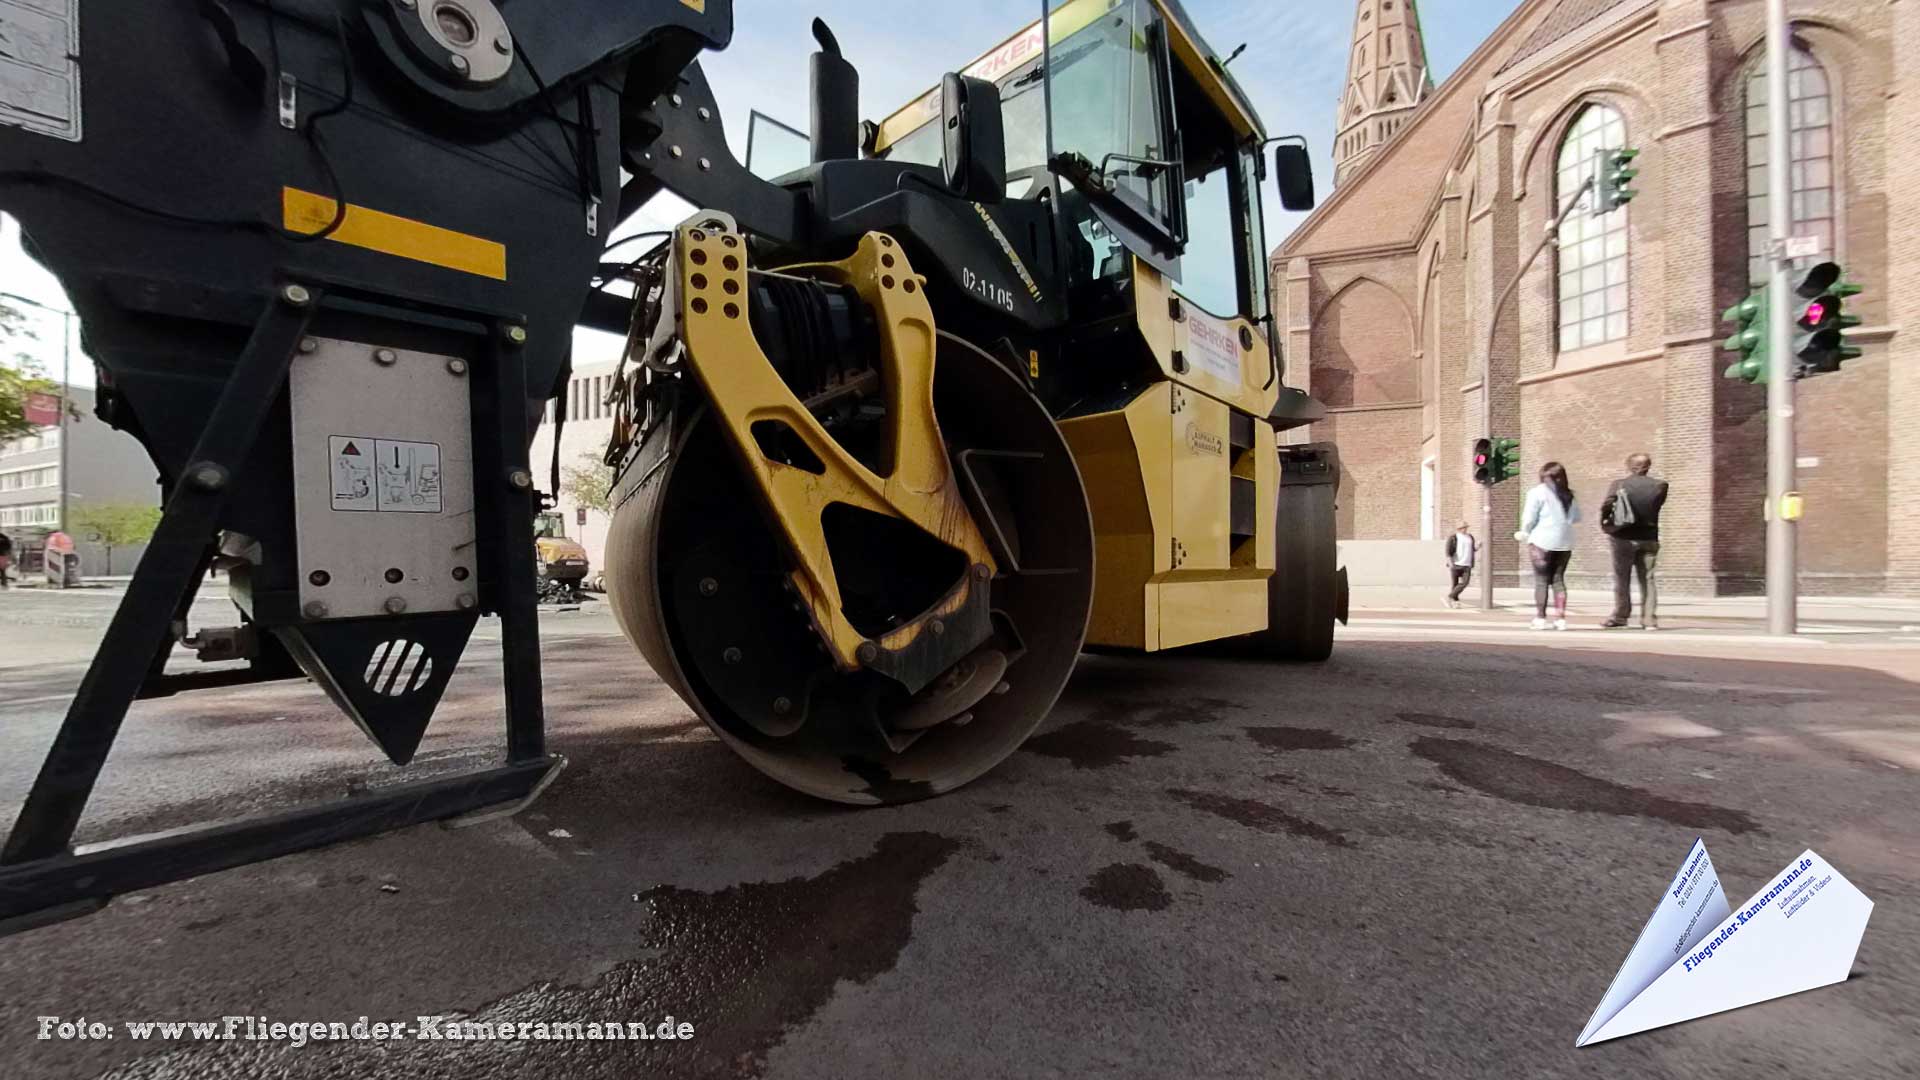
[669,213,997,676]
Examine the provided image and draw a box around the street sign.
[1785,236,1823,259]
[576,506,587,527]
[23,391,59,428]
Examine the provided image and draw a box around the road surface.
[0,598,1915,1079]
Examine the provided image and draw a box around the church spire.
[1333,0,1434,187]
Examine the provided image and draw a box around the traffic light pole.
[1763,0,1797,635]
[1477,173,1596,611]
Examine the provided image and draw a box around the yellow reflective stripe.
[282,188,507,280]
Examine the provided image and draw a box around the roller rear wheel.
[605,336,1093,804]
[1255,442,1346,662]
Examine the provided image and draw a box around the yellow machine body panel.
[534,536,589,564]
[1059,381,1276,652]
[671,220,997,671]
[1133,258,1278,419]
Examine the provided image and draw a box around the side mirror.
[1273,143,1316,211]
[941,72,1005,204]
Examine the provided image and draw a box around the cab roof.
[873,0,1265,154]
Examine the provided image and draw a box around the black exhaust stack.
[809,19,859,163]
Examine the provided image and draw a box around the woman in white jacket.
[1516,461,1581,630]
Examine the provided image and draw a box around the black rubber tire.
[1259,478,1340,662]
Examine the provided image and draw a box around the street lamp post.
[1475,174,1596,611]
[1761,0,1798,636]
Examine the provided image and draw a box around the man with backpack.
[1600,453,1668,629]
[1443,521,1476,609]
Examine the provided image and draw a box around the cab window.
[1174,144,1269,322]
[1177,165,1235,317]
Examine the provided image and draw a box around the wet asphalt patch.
[1408,737,1762,834]
[1079,863,1172,912]
[99,832,960,1080]
[1021,720,1175,769]
[1392,711,1477,730]
[1243,726,1356,752]
[1165,789,1356,849]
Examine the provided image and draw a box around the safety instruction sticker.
[330,436,443,514]
[0,0,82,142]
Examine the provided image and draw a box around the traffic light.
[1472,437,1521,486]
[1491,438,1520,483]
[1721,287,1770,384]
[1789,262,1862,378]
[1592,147,1639,216]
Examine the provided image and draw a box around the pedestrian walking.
[1600,452,1668,630]
[1516,462,1581,631]
[1443,521,1475,608]
[0,531,12,589]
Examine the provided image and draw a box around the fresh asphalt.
[0,595,1916,1079]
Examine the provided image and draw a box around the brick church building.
[1274,0,1917,595]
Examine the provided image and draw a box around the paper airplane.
[1577,840,1873,1046]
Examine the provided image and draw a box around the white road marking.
[1337,625,1835,647]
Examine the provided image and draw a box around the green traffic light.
[1491,438,1521,483]
[1719,286,1770,384]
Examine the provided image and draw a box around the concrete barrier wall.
[1337,539,1451,588]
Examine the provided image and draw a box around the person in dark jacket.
[0,531,11,589]
[1601,453,1668,629]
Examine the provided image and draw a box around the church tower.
[1332,0,1434,187]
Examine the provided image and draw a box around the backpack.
[1601,486,1637,532]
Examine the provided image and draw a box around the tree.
[0,299,55,443]
[561,452,615,515]
[69,502,162,575]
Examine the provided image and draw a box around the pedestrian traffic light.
[1491,438,1520,483]
[1472,437,1520,486]
[1472,438,1493,486]
[1592,147,1639,216]
[1721,287,1770,384]
[1789,262,1862,378]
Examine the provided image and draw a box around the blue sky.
[1,0,1516,379]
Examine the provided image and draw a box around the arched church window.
[1554,103,1629,352]
[1744,43,1836,285]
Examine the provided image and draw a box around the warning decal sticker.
[376,439,443,513]
[329,436,442,513]
[330,437,375,511]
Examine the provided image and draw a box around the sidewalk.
[1351,585,1920,627]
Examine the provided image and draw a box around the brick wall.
[1277,0,1910,596]
[1313,277,1418,407]
[1317,408,1425,539]
[1520,359,1666,589]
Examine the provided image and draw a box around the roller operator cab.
[533,511,589,602]
[0,0,1345,932]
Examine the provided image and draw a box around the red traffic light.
[1802,300,1827,326]
[1472,438,1495,485]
